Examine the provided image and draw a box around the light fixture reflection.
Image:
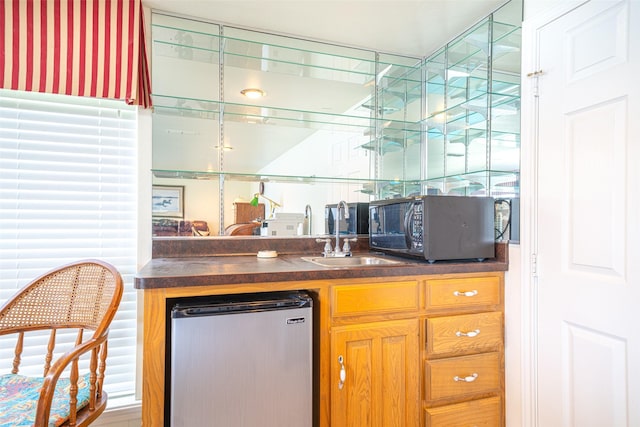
[240,88,266,99]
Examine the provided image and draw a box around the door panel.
[565,97,627,275]
[534,0,639,426]
[331,319,419,427]
[562,322,628,426]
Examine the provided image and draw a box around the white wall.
[505,244,523,426]
[503,3,579,426]
[524,0,583,20]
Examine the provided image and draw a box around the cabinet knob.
[455,329,480,338]
[453,373,479,383]
[453,290,478,297]
[338,355,346,390]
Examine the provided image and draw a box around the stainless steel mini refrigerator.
[170,291,313,427]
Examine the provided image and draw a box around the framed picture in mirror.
[152,185,184,218]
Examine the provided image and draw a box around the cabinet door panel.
[331,319,420,427]
[427,311,503,357]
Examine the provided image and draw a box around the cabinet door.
[331,319,420,427]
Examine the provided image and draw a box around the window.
[0,89,138,399]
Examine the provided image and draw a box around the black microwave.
[369,195,494,262]
[325,202,369,235]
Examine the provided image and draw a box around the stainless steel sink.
[301,256,401,268]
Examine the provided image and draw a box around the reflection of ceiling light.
[240,88,266,99]
[447,69,470,79]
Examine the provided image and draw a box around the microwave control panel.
[411,202,424,250]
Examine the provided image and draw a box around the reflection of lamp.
[250,193,281,218]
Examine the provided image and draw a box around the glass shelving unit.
[423,4,521,199]
[150,12,426,233]
[150,0,522,234]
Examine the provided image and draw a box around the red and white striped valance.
[1,0,152,108]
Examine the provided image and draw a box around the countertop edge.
[135,247,509,290]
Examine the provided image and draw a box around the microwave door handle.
[403,204,414,249]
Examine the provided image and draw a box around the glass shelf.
[152,168,517,198]
[151,17,221,65]
[223,35,375,86]
[153,168,417,186]
[426,85,519,119]
[152,94,427,135]
[425,170,520,197]
[358,129,422,155]
[153,23,424,88]
[152,94,220,120]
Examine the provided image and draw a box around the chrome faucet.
[316,201,356,257]
[333,201,349,255]
[304,204,312,235]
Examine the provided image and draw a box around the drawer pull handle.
[453,290,478,297]
[456,329,480,338]
[338,355,346,390]
[453,373,479,383]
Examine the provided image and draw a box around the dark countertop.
[135,240,509,289]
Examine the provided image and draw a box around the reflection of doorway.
[523,1,640,425]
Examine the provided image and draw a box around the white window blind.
[0,89,138,400]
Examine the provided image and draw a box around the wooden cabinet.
[140,271,504,427]
[423,275,504,426]
[330,281,420,427]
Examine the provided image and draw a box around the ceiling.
[143,0,509,58]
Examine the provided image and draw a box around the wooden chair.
[0,260,123,426]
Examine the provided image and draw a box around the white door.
[526,0,640,426]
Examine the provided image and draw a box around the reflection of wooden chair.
[225,221,262,236]
[225,202,265,236]
[0,260,123,426]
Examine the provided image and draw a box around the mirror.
[150,1,522,238]
[151,13,421,236]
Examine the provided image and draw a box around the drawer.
[425,396,501,426]
[426,312,503,357]
[426,276,501,311]
[425,352,501,402]
[331,281,419,317]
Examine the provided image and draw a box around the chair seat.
[0,373,91,427]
